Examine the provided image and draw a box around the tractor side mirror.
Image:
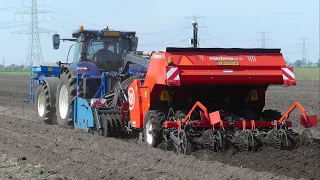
[56,61,62,67]
[53,34,60,49]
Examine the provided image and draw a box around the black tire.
[143,110,166,148]
[100,114,112,137]
[35,82,57,125]
[100,113,127,138]
[55,69,77,128]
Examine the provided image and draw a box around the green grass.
[293,67,320,80]
[0,70,30,76]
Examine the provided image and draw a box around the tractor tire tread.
[36,82,57,125]
[100,113,113,137]
[101,112,125,138]
[56,69,76,128]
[144,110,166,148]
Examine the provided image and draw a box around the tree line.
[0,64,25,70]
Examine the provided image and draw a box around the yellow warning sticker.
[48,67,52,71]
[160,90,170,101]
[217,61,239,66]
[250,90,258,101]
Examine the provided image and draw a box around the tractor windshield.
[86,37,130,71]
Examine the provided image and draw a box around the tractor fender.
[40,77,59,107]
[68,61,101,78]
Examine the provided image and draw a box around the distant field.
[293,67,320,80]
[0,70,29,76]
[0,67,319,80]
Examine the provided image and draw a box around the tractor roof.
[72,26,136,39]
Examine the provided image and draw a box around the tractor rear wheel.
[143,110,166,148]
[56,69,77,128]
[35,82,57,125]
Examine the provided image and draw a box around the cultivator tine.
[197,129,216,150]
[278,129,290,149]
[231,120,256,152]
[264,129,290,150]
[279,102,319,128]
[265,129,279,148]
[192,129,226,153]
[232,129,256,152]
[169,129,189,155]
[213,130,225,152]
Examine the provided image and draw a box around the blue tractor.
[26,26,150,136]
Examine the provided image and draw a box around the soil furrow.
[0,75,319,180]
[0,114,295,180]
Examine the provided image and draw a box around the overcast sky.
[0,0,319,65]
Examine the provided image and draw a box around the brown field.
[0,75,319,180]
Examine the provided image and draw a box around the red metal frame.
[128,49,314,131]
[164,101,317,130]
[278,102,318,128]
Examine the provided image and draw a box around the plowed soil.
[0,75,319,180]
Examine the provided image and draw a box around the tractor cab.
[53,26,138,73]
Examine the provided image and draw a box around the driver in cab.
[92,40,121,71]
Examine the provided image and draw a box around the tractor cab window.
[72,39,82,63]
[86,37,130,71]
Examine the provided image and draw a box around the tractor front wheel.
[35,82,57,125]
[143,110,166,148]
[56,69,76,128]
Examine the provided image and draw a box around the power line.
[136,25,186,35]
[11,0,56,67]
[139,29,189,46]
[298,37,311,64]
[40,3,101,29]
[201,23,253,43]
[256,31,272,48]
[185,15,205,23]
[0,5,26,12]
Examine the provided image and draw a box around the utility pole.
[298,37,310,66]
[191,21,198,48]
[186,16,205,48]
[256,31,271,48]
[12,0,56,67]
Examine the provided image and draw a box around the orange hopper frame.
[126,47,318,130]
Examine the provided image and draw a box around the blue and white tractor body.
[25,26,149,136]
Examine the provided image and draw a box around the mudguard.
[68,61,101,78]
[39,77,59,107]
[73,97,95,132]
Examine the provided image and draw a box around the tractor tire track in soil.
[0,75,319,180]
